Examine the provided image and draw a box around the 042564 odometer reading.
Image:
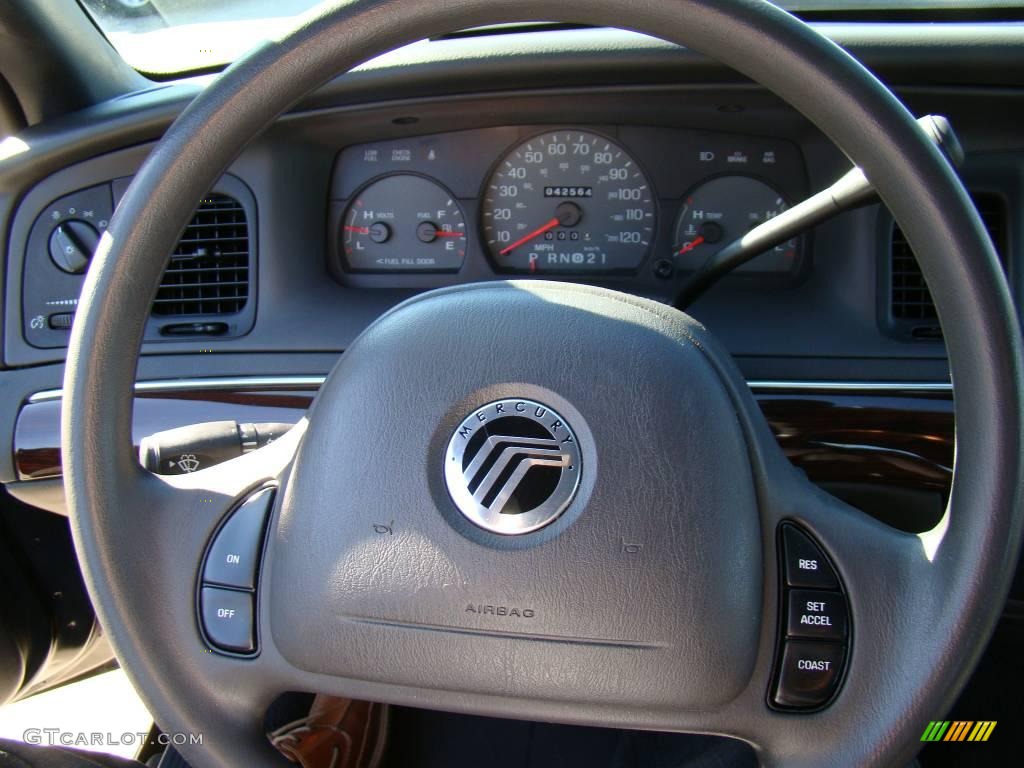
[482,131,655,273]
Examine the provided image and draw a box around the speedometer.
[481,130,655,274]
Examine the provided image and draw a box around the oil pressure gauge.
[672,176,799,274]
[341,174,466,273]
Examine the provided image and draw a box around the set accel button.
[786,589,848,642]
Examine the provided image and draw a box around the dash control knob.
[49,219,100,274]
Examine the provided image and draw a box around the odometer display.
[544,186,592,198]
[482,131,655,274]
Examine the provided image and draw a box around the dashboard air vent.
[890,191,1007,330]
[152,195,250,317]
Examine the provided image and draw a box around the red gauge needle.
[676,235,705,256]
[344,225,370,234]
[499,216,560,256]
[432,230,464,237]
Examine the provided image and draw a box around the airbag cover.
[271,281,761,710]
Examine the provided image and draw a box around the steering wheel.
[63,0,1024,765]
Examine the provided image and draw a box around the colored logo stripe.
[921,721,996,742]
[944,721,973,741]
[921,722,950,742]
[969,722,997,742]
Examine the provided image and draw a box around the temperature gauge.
[673,176,799,274]
[342,174,466,273]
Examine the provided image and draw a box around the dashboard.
[12,117,815,359]
[6,76,1020,380]
[328,125,807,294]
[2,24,1024,488]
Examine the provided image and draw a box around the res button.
[781,524,839,590]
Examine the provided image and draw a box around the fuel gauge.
[672,176,799,274]
[342,174,466,273]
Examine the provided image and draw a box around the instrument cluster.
[328,125,808,293]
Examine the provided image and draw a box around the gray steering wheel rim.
[63,0,1024,766]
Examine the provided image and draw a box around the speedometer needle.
[676,235,705,255]
[499,217,560,256]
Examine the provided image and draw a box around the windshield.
[80,0,1024,76]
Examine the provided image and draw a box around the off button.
[787,589,848,642]
[201,587,254,653]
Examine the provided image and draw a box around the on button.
[203,487,274,589]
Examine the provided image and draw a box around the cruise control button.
[203,488,274,589]
[782,524,839,589]
[773,640,845,708]
[200,587,254,653]
[787,589,848,641]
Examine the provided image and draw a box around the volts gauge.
[341,174,466,273]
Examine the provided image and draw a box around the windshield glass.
[80,0,1024,76]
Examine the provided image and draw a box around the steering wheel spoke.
[765,446,928,605]
[722,439,953,765]
[125,420,304,584]
[75,425,306,763]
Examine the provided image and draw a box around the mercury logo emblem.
[444,399,582,535]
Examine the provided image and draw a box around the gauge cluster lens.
[332,127,807,284]
[481,131,655,273]
[341,174,466,272]
[673,176,799,273]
